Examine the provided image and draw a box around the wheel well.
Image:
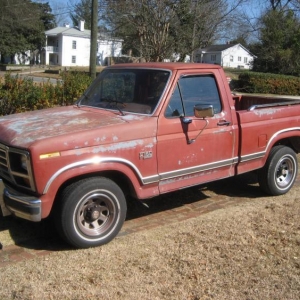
[274,137,300,154]
[54,171,136,206]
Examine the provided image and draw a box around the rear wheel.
[55,177,127,248]
[258,145,298,196]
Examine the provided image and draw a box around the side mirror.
[194,104,214,118]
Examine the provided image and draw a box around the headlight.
[21,155,28,171]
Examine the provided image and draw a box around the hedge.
[0,71,92,116]
[231,72,300,95]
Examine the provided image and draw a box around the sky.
[41,0,269,27]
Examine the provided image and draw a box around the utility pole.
[89,0,98,79]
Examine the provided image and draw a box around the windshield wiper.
[101,98,126,116]
[76,92,90,107]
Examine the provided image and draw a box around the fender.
[238,127,300,174]
[42,156,160,199]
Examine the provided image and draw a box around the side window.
[179,75,222,116]
[165,84,184,118]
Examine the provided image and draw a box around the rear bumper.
[0,179,42,222]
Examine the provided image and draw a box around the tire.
[55,177,127,248]
[258,145,298,196]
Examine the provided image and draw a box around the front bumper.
[0,179,42,222]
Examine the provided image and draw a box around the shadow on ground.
[0,171,264,252]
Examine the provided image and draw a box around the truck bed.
[233,94,300,111]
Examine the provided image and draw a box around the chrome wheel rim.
[275,155,295,189]
[75,190,117,238]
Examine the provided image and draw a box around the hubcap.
[275,156,295,189]
[75,191,117,237]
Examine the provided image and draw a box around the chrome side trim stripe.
[43,156,154,194]
[43,156,239,194]
[240,151,265,162]
[159,157,239,181]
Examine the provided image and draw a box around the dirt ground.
[0,171,299,300]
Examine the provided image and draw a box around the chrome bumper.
[0,179,42,222]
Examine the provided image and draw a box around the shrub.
[233,72,300,95]
[0,72,92,116]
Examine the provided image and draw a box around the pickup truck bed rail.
[234,94,300,111]
[248,99,300,111]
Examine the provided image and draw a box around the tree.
[105,0,247,62]
[251,9,300,75]
[70,0,93,29]
[268,0,300,10]
[69,0,107,29]
[170,0,230,62]
[105,0,177,62]
[0,0,56,64]
[36,2,57,30]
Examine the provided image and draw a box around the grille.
[0,143,35,191]
[0,144,10,181]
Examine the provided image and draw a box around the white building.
[42,21,123,66]
[194,43,256,69]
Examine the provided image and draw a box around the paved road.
[14,73,59,85]
[0,70,60,85]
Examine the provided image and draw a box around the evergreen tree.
[0,0,56,63]
[251,9,300,75]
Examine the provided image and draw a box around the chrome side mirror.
[194,104,214,118]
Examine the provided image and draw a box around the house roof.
[201,44,236,52]
[200,43,256,57]
[45,27,123,42]
[45,27,91,38]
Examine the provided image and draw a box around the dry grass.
[0,188,299,299]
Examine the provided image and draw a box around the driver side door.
[157,69,237,193]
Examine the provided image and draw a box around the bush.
[233,71,300,95]
[0,72,92,116]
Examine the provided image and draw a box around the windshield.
[78,68,170,115]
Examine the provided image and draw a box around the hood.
[0,106,129,148]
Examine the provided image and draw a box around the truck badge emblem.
[139,151,153,160]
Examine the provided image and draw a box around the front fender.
[41,157,160,214]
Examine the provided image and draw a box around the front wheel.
[258,145,298,196]
[54,177,127,248]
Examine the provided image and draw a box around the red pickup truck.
[0,63,300,248]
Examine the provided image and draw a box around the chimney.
[64,23,70,28]
[79,20,85,32]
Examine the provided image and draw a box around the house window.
[230,55,234,62]
[72,40,77,49]
[238,56,241,62]
[72,56,76,63]
[211,54,216,61]
[244,57,248,63]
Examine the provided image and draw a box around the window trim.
[165,74,222,118]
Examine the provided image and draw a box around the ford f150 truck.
[0,63,300,248]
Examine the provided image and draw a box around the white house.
[42,20,123,66]
[194,43,255,69]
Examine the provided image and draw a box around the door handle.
[217,120,231,126]
[181,117,192,124]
